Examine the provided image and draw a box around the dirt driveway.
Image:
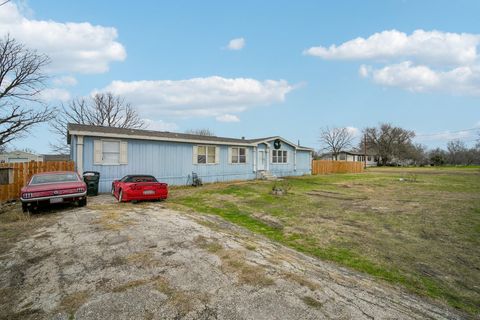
[0,195,464,319]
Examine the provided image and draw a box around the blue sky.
[1,0,479,153]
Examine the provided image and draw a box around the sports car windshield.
[30,173,79,185]
[121,176,157,183]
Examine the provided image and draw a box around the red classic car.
[20,171,87,212]
[112,175,168,202]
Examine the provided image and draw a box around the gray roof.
[67,123,313,150]
[42,154,70,161]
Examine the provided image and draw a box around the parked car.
[20,171,87,212]
[111,175,168,202]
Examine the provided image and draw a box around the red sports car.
[111,175,168,202]
[20,171,87,212]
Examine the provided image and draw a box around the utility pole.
[363,133,367,169]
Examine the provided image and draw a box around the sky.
[1,0,480,153]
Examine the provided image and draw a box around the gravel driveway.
[0,195,464,319]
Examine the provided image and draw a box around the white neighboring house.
[319,150,379,167]
[0,150,44,163]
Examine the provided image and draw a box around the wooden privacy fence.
[312,160,364,175]
[0,161,75,202]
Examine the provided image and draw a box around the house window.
[231,147,246,164]
[272,150,287,163]
[197,146,217,164]
[102,141,120,164]
[368,156,372,161]
[339,153,346,160]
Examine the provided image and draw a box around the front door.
[258,150,266,170]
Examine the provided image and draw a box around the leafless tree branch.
[0,35,54,148]
[49,92,145,153]
[319,127,354,160]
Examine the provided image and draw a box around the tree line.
[317,125,480,166]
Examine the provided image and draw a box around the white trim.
[100,139,122,165]
[69,130,252,147]
[76,135,83,175]
[294,149,297,171]
[271,149,289,164]
[195,145,219,165]
[68,129,314,151]
[229,146,248,165]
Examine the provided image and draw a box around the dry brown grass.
[60,290,90,314]
[301,296,323,309]
[112,279,150,293]
[126,250,158,267]
[154,276,209,316]
[282,272,319,291]
[193,235,274,287]
[90,205,135,231]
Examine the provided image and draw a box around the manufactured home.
[68,124,313,193]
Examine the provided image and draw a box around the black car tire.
[118,189,123,202]
[78,198,87,207]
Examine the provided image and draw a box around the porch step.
[258,171,277,181]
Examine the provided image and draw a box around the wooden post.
[364,134,367,169]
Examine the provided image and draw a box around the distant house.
[67,124,313,193]
[42,154,71,162]
[0,150,43,163]
[319,150,379,167]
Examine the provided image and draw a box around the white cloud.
[304,29,480,66]
[98,76,294,119]
[364,61,480,95]
[216,114,240,122]
[227,37,245,50]
[0,2,126,74]
[39,88,71,102]
[52,76,77,87]
[346,126,360,137]
[305,29,480,96]
[142,119,178,132]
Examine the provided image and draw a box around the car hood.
[22,181,86,192]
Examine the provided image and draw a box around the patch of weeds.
[193,235,223,253]
[154,276,209,317]
[301,296,323,309]
[282,272,319,291]
[112,279,149,292]
[126,250,157,267]
[60,290,90,315]
[92,207,134,231]
[218,249,274,287]
[245,243,257,251]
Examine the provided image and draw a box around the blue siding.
[73,135,311,192]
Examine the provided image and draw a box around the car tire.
[118,189,123,202]
[78,198,87,207]
[22,203,28,213]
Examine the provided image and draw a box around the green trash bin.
[83,171,100,196]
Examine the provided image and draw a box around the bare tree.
[319,127,354,160]
[0,35,54,148]
[362,123,415,166]
[50,92,145,153]
[185,128,215,136]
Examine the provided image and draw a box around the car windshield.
[122,176,157,183]
[30,173,79,185]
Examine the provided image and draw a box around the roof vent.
[241,136,245,140]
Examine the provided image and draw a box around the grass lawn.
[168,167,480,315]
